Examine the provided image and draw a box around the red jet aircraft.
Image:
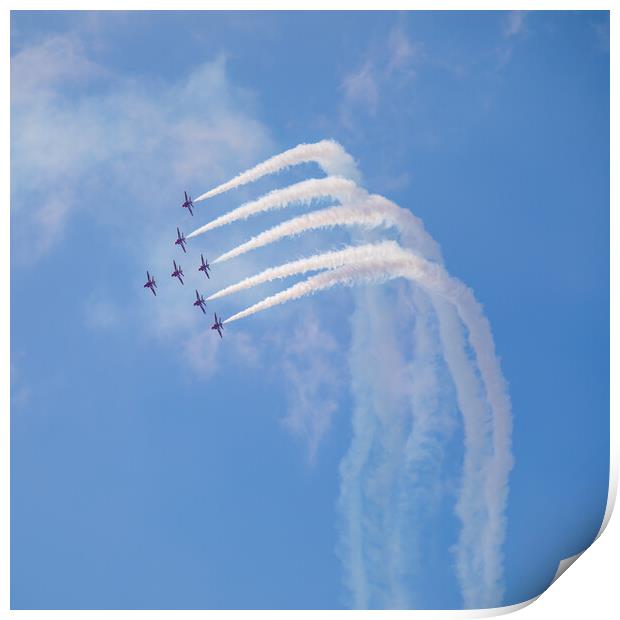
[171,260,184,285]
[199,254,211,279]
[193,290,207,314]
[175,227,187,253]
[144,271,157,296]
[211,313,224,338]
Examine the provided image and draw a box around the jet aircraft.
[175,227,187,253]
[144,271,157,296]
[211,313,224,338]
[199,254,211,278]
[171,260,184,285]
[194,289,207,314]
[181,191,194,216]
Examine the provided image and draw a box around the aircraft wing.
[188,205,193,216]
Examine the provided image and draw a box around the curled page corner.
[547,466,617,591]
[552,552,583,584]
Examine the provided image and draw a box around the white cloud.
[182,327,221,380]
[11,30,276,381]
[11,34,105,103]
[386,26,418,76]
[503,11,527,38]
[11,35,274,260]
[182,325,259,381]
[339,25,418,129]
[84,297,121,330]
[341,61,379,115]
[277,309,343,462]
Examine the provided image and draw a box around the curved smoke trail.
[194,139,360,202]
[193,141,512,608]
[219,247,513,547]
[223,258,415,324]
[221,244,512,607]
[188,177,364,239]
[208,241,400,301]
[213,202,419,264]
[222,246,452,325]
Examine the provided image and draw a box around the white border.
[4,3,616,618]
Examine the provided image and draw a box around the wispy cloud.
[277,309,343,462]
[182,327,221,380]
[340,25,419,127]
[11,29,275,379]
[342,61,380,116]
[503,11,527,38]
[11,34,106,102]
[386,26,419,76]
[84,296,121,330]
[11,34,273,261]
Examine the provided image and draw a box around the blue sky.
[10,10,609,610]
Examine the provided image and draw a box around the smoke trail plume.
[188,177,364,239]
[338,284,418,608]
[191,140,512,608]
[223,249,429,324]
[194,139,360,202]
[431,295,495,606]
[222,247,513,606]
[213,202,416,264]
[208,241,400,301]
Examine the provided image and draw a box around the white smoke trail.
[191,141,511,608]
[223,249,434,324]
[194,139,360,202]
[208,241,400,301]
[222,247,512,606]
[339,284,417,609]
[213,202,416,264]
[337,293,376,608]
[188,177,364,239]
[432,295,495,607]
[390,287,451,607]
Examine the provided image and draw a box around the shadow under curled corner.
[477,453,617,617]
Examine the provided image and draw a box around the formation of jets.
[142,191,224,338]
